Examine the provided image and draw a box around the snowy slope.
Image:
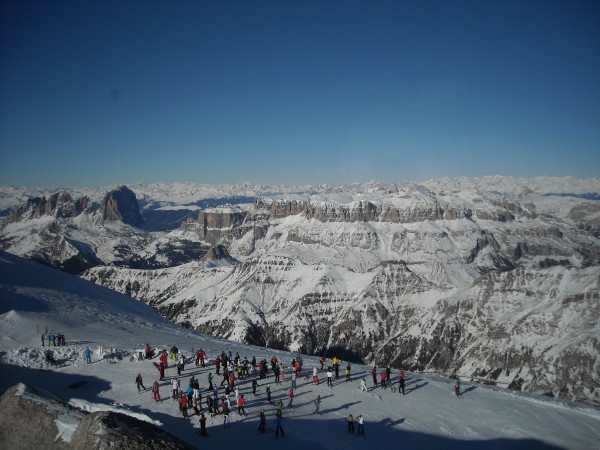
[1,251,599,450]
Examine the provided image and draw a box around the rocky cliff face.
[99,185,145,227]
[196,207,247,245]
[5,191,92,223]
[256,196,474,224]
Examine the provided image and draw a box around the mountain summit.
[99,185,145,227]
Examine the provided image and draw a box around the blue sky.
[1,0,599,187]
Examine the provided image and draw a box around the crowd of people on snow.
[47,334,456,441]
[124,345,427,440]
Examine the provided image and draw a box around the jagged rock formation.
[5,191,92,223]
[99,185,145,227]
[0,186,209,274]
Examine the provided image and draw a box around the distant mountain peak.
[99,185,144,227]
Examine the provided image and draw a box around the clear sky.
[1,0,599,187]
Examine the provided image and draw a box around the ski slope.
[0,251,599,450]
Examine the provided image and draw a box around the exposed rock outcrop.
[202,244,234,262]
[5,192,92,223]
[0,383,194,450]
[69,410,194,450]
[0,383,72,450]
[256,198,488,224]
[99,186,144,227]
[196,207,246,244]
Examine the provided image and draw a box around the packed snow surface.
[1,251,599,450]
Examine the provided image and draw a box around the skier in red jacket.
[152,381,161,402]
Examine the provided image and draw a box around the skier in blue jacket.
[83,347,92,364]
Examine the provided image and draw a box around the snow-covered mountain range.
[1,251,599,449]
[1,177,599,406]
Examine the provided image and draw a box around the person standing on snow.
[371,366,378,388]
[314,395,321,414]
[237,394,246,415]
[252,378,258,396]
[159,350,168,368]
[206,395,214,416]
[179,395,188,418]
[360,377,368,392]
[345,364,351,382]
[152,380,161,402]
[287,388,294,406]
[234,385,240,405]
[41,334,45,347]
[222,402,231,427]
[347,414,355,434]
[327,367,333,387]
[333,356,341,379]
[291,370,297,389]
[266,384,272,403]
[380,370,388,389]
[158,361,165,381]
[83,347,92,364]
[186,385,194,406]
[312,367,319,385]
[258,409,266,432]
[454,379,461,396]
[136,373,146,392]
[199,413,208,436]
[399,373,405,395]
[357,414,365,436]
[215,355,221,375]
[172,378,180,400]
[273,364,281,384]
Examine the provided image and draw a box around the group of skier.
[133,346,379,440]
[365,365,407,394]
[41,333,66,347]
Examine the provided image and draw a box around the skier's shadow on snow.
[380,417,405,426]
[405,377,423,387]
[405,381,428,394]
[320,400,361,414]
[462,385,477,394]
